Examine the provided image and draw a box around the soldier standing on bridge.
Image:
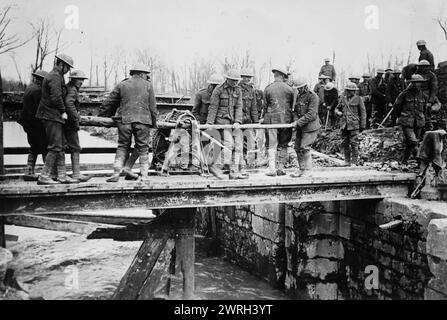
[290,78,320,177]
[36,53,78,185]
[393,74,428,165]
[64,70,91,182]
[319,58,336,81]
[417,40,435,71]
[323,82,339,129]
[359,74,371,128]
[239,69,259,170]
[18,70,48,181]
[262,67,295,177]
[335,83,366,166]
[369,69,387,128]
[385,69,405,126]
[206,69,246,180]
[192,74,224,124]
[99,64,158,182]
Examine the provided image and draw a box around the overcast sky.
[1,0,447,88]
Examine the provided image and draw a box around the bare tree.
[437,17,447,40]
[0,5,31,55]
[30,17,67,72]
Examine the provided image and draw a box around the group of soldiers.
[18,38,446,183]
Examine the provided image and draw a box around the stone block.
[307,283,338,300]
[427,219,447,260]
[339,215,351,239]
[308,213,338,237]
[302,258,338,280]
[251,214,283,243]
[427,256,447,282]
[253,203,285,223]
[306,239,345,259]
[320,201,340,213]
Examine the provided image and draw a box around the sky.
[1,0,447,89]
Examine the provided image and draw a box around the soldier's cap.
[324,58,331,62]
[438,61,447,69]
[318,75,330,80]
[385,68,393,72]
[348,75,361,80]
[32,70,48,79]
[130,63,151,73]
[418,60,430,66]
[362,73,371,78]
[69,69,88,79]
[55,53,74,68]
[240,68,255,77]
[409,74,427,82]
[376,69,385,74]
[292,78,308,89]
[324,82,335,91]
[345,82,359,91]
[207,73,224,85]
[271,67,288,76]
[416,40,426,46]
[224,69,242,81]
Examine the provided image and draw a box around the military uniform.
[335,95,366,165]
[192,86,213,124]
[18,82,47,160]
[239,81,259,167]
[99,75,158,180]
[263,80,295,173]
[417,69,438,131]
[419,48,435,70]
[358,80,371,127]
[206,82,243,173]
[323,87,339,128]
[314,82,326,122]
[386,75,406,126]
[369,75,387,126]
[394,87,427,163]
[294,89,320,171]
[319,64,336,80]
[35,67,68,183]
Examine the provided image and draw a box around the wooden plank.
[4,214,122,235]
[112,235,169,300]
[36,213,154,226]
[4,146,118,155]
[137,239,175,300]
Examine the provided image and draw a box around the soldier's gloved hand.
[336,111,343,116]
[62,112,68,120]
[388,103,393,107]
[326,106,331,110]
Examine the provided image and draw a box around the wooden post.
[0,216,5,248]
[174,208,196,300]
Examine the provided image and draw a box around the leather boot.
[277,148,287,176]
[71,152,91,182]
[343,146,351,166]
[121,150,139,176]
[351,146,359,166]
[209,164,225,180]
[265,149,277,176]
[107,150,126,183]
[57,152,79,184]
[37,151,59,185]
[139,154,150,180]
[23,153,39,181]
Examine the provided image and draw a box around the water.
[3,122,115,165]
[5,226,288,300]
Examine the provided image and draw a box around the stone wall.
[208,197,447,300]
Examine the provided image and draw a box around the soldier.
[335,83,366,166]
[416,60,438,131]
[417,40,435,70]
[393,74,428,165]
[206,69,246,180]
[18,70,48,181]
[323,82,339,129]
[359,74,372,128]
[319,58,336,81]
[64,70,91,183]
[290,78,320,177]
[262,67,295,176]
[369,69,387,127]
[434,61,447,131]
[192,73,224,124]
[348,75,361,86]
[385,69,406,126]
[314,75,328,122]
[36,53,77,185]
[239,69,259,169]
[98,64,158,182]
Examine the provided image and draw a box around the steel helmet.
[69,69,88,79]
[345,82,358,91]
[376,69,385,74]
[324,82,335,91]
[318,74,329,80]
[55,53,74,68]
[385,68,393,72]
[293,77,308,88]
[224,69,242,81]
[271,67,288,76]
[324,58,330,62]
[207,73,224,84]
[418,60,430,66]
[362,73,371,78]
[32,70,48,79]
[416,40,426,46]
[348,75,361,80]
[130,63,151,73]
[392,69,402,74]
[240,68,254,77]
[409,74,427,82]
